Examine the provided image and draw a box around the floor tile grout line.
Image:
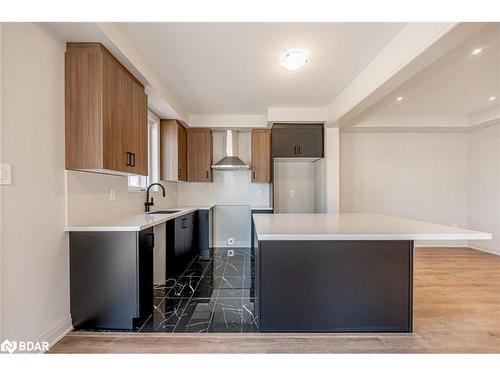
[207,250,234,332]
[139,254,202,332]
[172,254,214,332]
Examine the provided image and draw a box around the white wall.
[274,160,314,213]
[176,131,271,208]
[0,23,71,344]
[66,171,177,225]
[177,131,271,247]
[340,132,470,247]
[468,124,500,254]
[325,127,340,213]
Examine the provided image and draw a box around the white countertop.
[65,206,214,232]
[252,213,492,241]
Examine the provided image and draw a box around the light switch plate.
[290,190,295,198]
[0,163,12,185]
[109,188,116,201]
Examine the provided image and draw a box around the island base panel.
[256,240,413,332]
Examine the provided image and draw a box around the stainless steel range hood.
[211,130,249,170]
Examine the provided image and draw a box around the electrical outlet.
[109,188,116,201]
[227,237,235,246]
[290,190,295,198]
[227,249,234,257]
[0,163,12,185]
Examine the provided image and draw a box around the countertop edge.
[256,233,493,241]
[65,206,212,232]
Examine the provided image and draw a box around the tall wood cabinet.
[187,128,213,182]
[251,129,272,183]
[65,43,148,176]
[160,119,187,182]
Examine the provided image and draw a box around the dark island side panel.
[257,240,413,332]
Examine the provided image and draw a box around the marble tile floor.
[137,248,258,333]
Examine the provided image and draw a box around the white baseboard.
[467,244,500,256]
[36,316,73,352]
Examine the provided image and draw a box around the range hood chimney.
[211,130,250,170]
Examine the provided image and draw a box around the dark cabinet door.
[197,210,210,253]
[184,213,195,256]
[272,127,298,157]
[137,228,154,322]
[297,127,323,157]
[174,217,186,257]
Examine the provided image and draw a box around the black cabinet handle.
[131,153,136,167]
[252,171,256,180]
[206,170,209,180]
[294,145,297,155]
[126,152,132,166]
[178,169,181,178]
[298,145,301,155]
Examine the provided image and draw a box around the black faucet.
[144,183,166,212]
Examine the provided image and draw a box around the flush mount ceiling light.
[279,49,309,71]
[396,96,404,102]
[489,96,497,101]
[471,48,483,56]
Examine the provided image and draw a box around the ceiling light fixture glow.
[471,48,483,55]
[489,96,497,101]
[279,49,309,71]
[396,96,403,102]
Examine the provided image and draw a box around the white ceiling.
[377,24,500,117]
[120,22,405,115]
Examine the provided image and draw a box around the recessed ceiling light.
[489,96,497,101]
[279,49,309,71]
[471,48,483,56]
[396,96,404,102]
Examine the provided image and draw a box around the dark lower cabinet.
[166,212,197,277]
[256,240,413,332]
[69,228,154,330]
[197,209,211,259]
[166,209,212,277]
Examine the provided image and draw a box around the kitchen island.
[252,213,491,333]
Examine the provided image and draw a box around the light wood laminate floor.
[50,248,500,353]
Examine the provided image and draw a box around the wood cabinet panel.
[251,129,272,183]
[178,124,187,181]
[65,44,103,170]
[65,42,148,176]
[187,128,213,182]
[160,120,187,182]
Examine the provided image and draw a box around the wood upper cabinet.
[251,129,272,183]
[187,128,213,182]
[272,124,324,158]
[160,119,187,182]
[65,42,148,176]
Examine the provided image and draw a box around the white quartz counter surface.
[65,206,214,232]
[252,213,492,241]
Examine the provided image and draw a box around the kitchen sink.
[148,210,181,215]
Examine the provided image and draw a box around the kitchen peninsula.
[252,213,492,333]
